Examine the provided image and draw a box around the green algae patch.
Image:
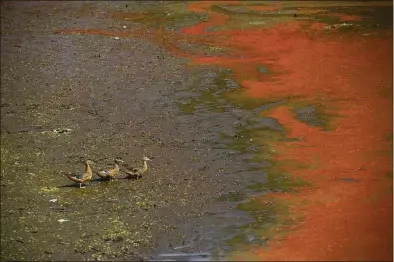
[286,99,342,131]
[223,115,286,154]
[215,99,313,252]
[204,1,392,34]
[206,46,225,52]
[226,197,302,252]
[223,127,282,157]
[178,99,198,113]
[177,90,228,114]
[178,68,288,114]
[227,233,250,246]
[177,39,235,57]
[39,186,59,193]
[225,89,284,111]
[319,5,393,30]
[218,191,245,202]
[248,169,312,193]
[224,124,313,194]
[112,2,209,31]
[178,68,314,203]
[207,4,297,32]
[176,70,241,114]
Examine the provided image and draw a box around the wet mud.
[1,1,392,261]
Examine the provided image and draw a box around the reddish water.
[184,2,393,261]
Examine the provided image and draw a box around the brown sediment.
[112,12,147,21]
[53,28,143,38]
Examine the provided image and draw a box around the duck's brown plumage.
[64,160,94,188]
[96,157,124,180]
[124,157,151,179]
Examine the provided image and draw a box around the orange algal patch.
[181,2,393,261]
[246,99,392,261]
[212,8,392,262]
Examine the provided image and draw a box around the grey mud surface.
[0,1,287,261]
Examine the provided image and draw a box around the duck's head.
[115,157,124,164]
[142,156,152,161]
[86,159,95,165]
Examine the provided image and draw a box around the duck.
[96,157,124,181]
[123,156,152,179]
[64,159,95,188]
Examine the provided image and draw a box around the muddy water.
[1,1,392,261]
